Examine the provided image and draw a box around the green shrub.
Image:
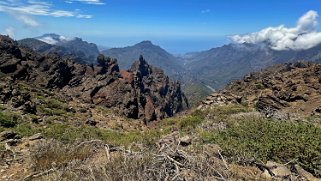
[14,123,39,137]
[202,118,321,172]
[14,122,161,146]
[0,111,18,128]
[37,98,68,116]
[254,83,264,90]
[0,71,6,78]
[46,98,65,109]
[207,104,250,116]
[178,110,205,130]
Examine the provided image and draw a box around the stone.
[21,101,36,114]
[294,164,319,181]
[179,136,192,146]
[315,107,321,114]
[266,161,291,178]
[5,139,21,146]
[261,169,272,179]
[0,131,17,141]
[86,119,98,126]
[66,107,76,113]
[28,133,43,141]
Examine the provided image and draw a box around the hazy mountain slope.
[19,34,100,65]
[56,37,100,64]
[186,43,321,89]
[102,41,185,79]
[18,38,74,58]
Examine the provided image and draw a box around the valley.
[0,34,321,180]
[1,3,321,180]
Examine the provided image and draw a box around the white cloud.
[38,36,58,44]
[3,27,15,37]
[77,14,93,19]
[15,14,39,27]
[0,0,93,27]
[65,0,105,5]
[231,10,321,50]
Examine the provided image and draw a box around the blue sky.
[0,0,321,53]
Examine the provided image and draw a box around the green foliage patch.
[202,118,321,172]
[14,123,162,146]
[0,111,18,128]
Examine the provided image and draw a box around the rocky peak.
[95,54,119,75]
[0,35,188,122]
[130,55,152,77]
[137,40,153,46]
[0,35,21,57]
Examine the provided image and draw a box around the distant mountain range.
[18,34,100,65]
[185,42,321,89]
[15,33,321,105]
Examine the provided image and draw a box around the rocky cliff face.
[0,35,188,122]
[199,61,321,117]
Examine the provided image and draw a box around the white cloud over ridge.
[231,10,321,50]
[3,27,15,37]
[0,0,93,27]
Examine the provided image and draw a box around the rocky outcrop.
[0,35,188,122]
[199,62,321,117]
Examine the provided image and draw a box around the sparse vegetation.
[201,115,321,173]
[31,139,93,171]
[0,70,6,78]
[183,82,213,107]
[13,122,161,146]
[37,98,68,116]
[254,83,264,89]
[0,111,18,128]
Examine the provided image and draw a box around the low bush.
[202,118,321,173]
[31,139,92,171]
[14,122,162,146]
[0,111,18,128]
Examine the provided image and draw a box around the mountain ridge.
[1,35,188,122]
[185,42,321,89]
[18,34,100,65]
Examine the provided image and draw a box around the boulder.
[0,131,17,141]
[266,161,291,178]
[28,133,43,141]
[179,135,192,146]
[86,118,98,126]
[21,101,37,114]
[294,165,319,181]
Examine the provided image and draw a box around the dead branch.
[104,144,110,161]
[23,168,55,181]
[218,150,229,170]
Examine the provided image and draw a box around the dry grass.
[30,139,94,171]
[27,137,232,180]
[24,133,275,181]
